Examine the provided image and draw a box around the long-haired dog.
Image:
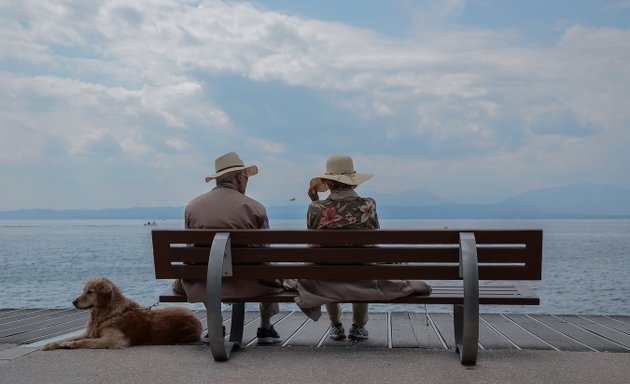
[42,277,202,350]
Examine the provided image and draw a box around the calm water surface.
[1,219,628,315]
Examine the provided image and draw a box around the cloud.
[0,72,231,161]
[165,138,191,151]
[1,0,629,209]
[529,106,600,137]
[609,1,630,10]
[403,0,467,28]
[248,138,285,154]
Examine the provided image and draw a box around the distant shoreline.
[1,206,629,220]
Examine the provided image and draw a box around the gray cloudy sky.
[1,0,629,209]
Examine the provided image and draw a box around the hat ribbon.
[325,171,356,175]
[216,165,243,173]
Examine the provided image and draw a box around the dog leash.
[102,302,160,324]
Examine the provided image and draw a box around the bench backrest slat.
[164,246,533,264]
[156,229,538,244]
[152,229,543,281]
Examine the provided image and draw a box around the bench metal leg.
[229,302,245,345]
[453,304,478,365]
[206,232,239,362]
[455,232,480,365]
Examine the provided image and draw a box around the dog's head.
[73,277,122,310]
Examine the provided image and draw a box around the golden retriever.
[42,277,202,350]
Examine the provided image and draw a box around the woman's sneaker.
[329,323,346,340]
[256,325,281,345]
[348,324,369,340]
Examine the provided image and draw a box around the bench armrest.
[206,232,240,361]
[454,232,480,364]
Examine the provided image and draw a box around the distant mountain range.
[500,182,630,216]
[364,182,630,218]
[0,206,185,220]
[1,182,629,219]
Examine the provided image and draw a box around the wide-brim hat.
[205,152,258,182]
[309,154,373,192]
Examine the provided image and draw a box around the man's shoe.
[201,326,226,344]
[348,324,369,341]
[257,325,281,345]
[329,323,346,341]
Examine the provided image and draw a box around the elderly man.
[173,151,284,344]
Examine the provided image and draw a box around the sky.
[1,0,629,210]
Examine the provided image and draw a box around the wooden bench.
[152,229,543,365]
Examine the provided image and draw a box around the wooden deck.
[1,309,629,354]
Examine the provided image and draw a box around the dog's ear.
[110,282,123,302]
[95,280,114,308]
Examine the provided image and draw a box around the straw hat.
[204,152,258,182]
[309,154,373,192]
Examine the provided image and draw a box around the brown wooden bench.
[152,229,542,365]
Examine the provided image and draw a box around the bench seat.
[160,285,539,305]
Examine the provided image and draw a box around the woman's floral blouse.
[307,197,379,229]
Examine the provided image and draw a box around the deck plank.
[559,315,630,349]
[1,310,88,344]
[506,314,589,351]
[275,312,310,346]
[428,313,455,349]
[240,311,273,346]
[10,316,88,344]
[582,315,630,336]
[478,315,518,350]
[0,309,56,326]
[0,310,84,338]
[610,316,630,333]
[408,312,444,349]
[286,316,329,347]
[538,315,629,352]
[237,311,305,349]
[481,314,553,350]
[609,316,630,328]
[321,312,354,347]
[353,312,387,348]
[0,309,36,321]
[390,312,417,348]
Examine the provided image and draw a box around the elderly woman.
[297,155,430,341]
[305,154,379,341]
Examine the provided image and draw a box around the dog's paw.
[42,341,75,350]
[41,342,60,351]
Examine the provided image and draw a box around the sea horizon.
[1,206,630,220]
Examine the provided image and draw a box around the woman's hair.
[326,179,355,191]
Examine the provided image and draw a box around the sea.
[0,219,628,315]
